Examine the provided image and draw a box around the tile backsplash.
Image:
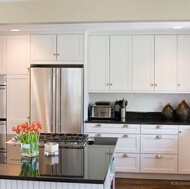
[88,93,190,112]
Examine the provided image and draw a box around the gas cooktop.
[39,133,89,149]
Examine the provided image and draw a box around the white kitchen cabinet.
[141,154,177,173]
[141,124,178,135]
[132,35,154,91]
[31,34,84,61]
[178,125,190,174]
[141,134,178,154]
[85,123,140,173]
[6,35,30,75]
[177,35,190,92]
[0,36,6,74]
[141,124,178,174]
[7,75,30,134]
[114,152,140,173]
[85,123,140,134]
[154,35,177,91]
[88,35,131,91]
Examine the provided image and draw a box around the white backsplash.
[88,93,190,112]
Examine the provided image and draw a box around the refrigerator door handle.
[55,68,61,133]
[52,68,56,133]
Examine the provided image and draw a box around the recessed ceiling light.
[172,26,183,29]
[10,29,20,32]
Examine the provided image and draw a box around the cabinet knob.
[155,84,157,86]
[155,135,162,139]
[179,131,182,134]
[27,116,30,119]
[122,134,128,138]
[53,53,56,56]
[156,125,162,129]
[151,84,154,86]
[177,84,180,87]
[122,154,128,158]
[95,124,101,127]
[106,83,109,86]
[110,83,113,86]
[122,125,128,128]
[155,154,163,159]
[57,53,60,56]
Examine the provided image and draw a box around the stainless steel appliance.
[30,64,84,134]
[0,75,6,163]
[89,101,115,119]
[39,133,89,148]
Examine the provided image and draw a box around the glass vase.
[20,156,39,177]
[21,141,39,157]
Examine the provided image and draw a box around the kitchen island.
[1,137,117,189]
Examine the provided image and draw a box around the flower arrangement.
[12,121,42,143]
[12,121,42,157]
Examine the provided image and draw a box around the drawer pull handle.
[155,154,163,159]
[95,134,101,137]
[122,125,128,128]
[122,154,128,158]
[122,134,128,138]
[156,125,162,129]
[95,124,101,127]
[155,135,162,139]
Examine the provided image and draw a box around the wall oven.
[0,75,6,163]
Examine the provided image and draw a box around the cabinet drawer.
[114,152,140,173]
[141,154,177,173]
[141,124,178,134]
[116,134,140,153]
[141,134,178,154]
[85,123,140,134]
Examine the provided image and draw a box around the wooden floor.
[115,178,190,189]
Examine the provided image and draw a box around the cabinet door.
[132,35,154,91]
[114,153,140,172]
[141,154,177,173]
[155,35,177,91]
[31,35,56,61]
[141,134,178,154]
[177,35,190,91]
[7,35,30,74]
[57,34,83,61]
[0,36,6,74]
[88,36,109,91]
[178,126,190,174]
[110,36,131,91]
[7,75,30,134]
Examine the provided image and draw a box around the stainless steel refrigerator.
[30,65,84,134]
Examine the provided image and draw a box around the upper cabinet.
[132,35,154,91]
[31,34,84,62]
[154,35,177,91]
[177,35,190,92]
[0,36,6,74]
[6,35,30,75]
[88,35,131,91]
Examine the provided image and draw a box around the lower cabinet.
[178,125,190,174]
[114,153,140,172]
[141,154,177,173]
[85,123,190,175]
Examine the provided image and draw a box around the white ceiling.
[1,22,190,33]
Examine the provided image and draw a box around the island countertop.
[1,137,117,184]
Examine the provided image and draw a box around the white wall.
[89,93,190,112]
[1,0,190,24]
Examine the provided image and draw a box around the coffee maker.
[115,98,128,120]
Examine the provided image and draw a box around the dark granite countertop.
[85,112,190,125]
[0,137,117,184]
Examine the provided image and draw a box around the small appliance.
[89,101,115,119]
